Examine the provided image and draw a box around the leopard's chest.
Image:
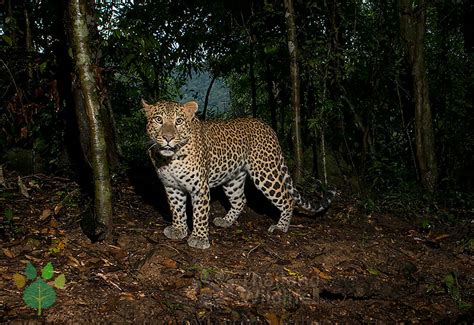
[158,161,200,193]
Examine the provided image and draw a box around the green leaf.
[368,268,380,276]
[200,269,209,281]
[23,279,56,316]
[2,35,13,46]
[39,62,47,73]
[4,208,13,221]
[25,262,37,280]
[445,273,455,287]
[54,274,66,289]
[41,262,54,280]
[13,273,26,289]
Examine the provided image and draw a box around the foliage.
[0,0,472,204]
[444,272,472,310]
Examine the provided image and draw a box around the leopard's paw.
[213,217,234,228]
[187,234,210,249]
[267,223,289,233]
[163,226,187,240]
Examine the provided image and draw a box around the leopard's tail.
[282,162,336,215]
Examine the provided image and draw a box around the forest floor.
[1,170,473,323]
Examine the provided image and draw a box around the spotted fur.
[143,100,335,249]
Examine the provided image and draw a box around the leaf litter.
[0,171,472,322]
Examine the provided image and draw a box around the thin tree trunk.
[249,39,258,118]
[283,0,303,184]
[203,74,217,120]
[69,0,113,237]
[24,5,33,80]
[265,61,278,132]
[399,0,438,191]
[320,127,328,185]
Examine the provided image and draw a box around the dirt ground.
[1,171,473,323]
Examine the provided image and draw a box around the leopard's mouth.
[159,145,177,157]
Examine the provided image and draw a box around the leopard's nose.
[163,134,175,142]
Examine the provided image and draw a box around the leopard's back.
[200,118,284,188]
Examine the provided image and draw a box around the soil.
[1,171,473,323]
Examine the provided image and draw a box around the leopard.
[142,99,335,249]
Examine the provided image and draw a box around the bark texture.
[69,0,113,235]
[283,0,303,184]
[399,0,438,191]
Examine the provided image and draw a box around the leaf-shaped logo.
[23,279,57,316]
[41,262,54,280]
[13,273,26,289]
[54,274,66,289]
[25,262,37,280]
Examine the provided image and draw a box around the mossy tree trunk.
[283,0,303,184]
[69,0,113,237]
[399,0,438,192]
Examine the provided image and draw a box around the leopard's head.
[142,100,198,157]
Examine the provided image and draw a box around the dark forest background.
[1,0,473,223]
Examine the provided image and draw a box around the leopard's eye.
[154,116,163,124]
[176,117,185,125]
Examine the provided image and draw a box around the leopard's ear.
[183,101,198,119]
[141,99,152,116]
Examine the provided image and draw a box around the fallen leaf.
[28,180,40,189]
[199,287,214,295]
[2,248,15,258]
[67,255,81,267]
[40,209,52,221]
[119,292,135,301]
[368,268,380,276]
[312,267,332,280]
[264,312,282,325]
[49,238,66,254]
[197,310,206,319]
[184,285,198,301]
[54,204,63,215]
[49,218,59,229]
[160,257,177,269]
[283,267,301,277]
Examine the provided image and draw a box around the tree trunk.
[283,0,303,184]
[399,0,438,192]
[24,5,33,80]
[69,0,113,238]
[249,38,258,118]
[265,60,278,132]
[203,74,217,120]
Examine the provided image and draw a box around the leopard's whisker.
[147,142,158,151]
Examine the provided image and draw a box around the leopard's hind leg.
[247,161,294,233]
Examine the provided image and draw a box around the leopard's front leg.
[163,187,188,240]
[187,184,211,249]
